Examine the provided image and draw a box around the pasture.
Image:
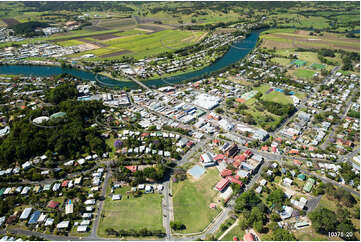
[260,29,360,52]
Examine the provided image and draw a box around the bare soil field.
[1,18,20,26]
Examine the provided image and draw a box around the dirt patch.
[2,18,20,26]
[100,50,133,57]
[90,34,120,40]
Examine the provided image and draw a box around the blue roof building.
[28,211,41,224]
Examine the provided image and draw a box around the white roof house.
[77,225,88,232]
[20,208,32,220]
[112,194,121,200]
[44,218,54,226]
[84,199,96,205]
[56,221,70,229]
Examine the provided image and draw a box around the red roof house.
[125,166,137,173]
[61,180,69,187]
[244,149,252,157]
[228,176,243,187]
[232,161,241,169]
[221,169,233,177]
[271,146,277,153]
[261,146,268,152]
[47,200,60,209]
[215,178,230,192]
[244,233,255,241]
[293,160,302,166]
[234,154,246,162]
[214,154,225,161]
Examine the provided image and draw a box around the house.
[37,213,47,223]
[157,184,164,192]
[44,218,54,226]
[77,225,88,232]
[297,174,306,181]
[47,200,60,209]
[28,211,41,224]
[279,206,294,220]
[145,185,153,193]
[65,203,73,214]
[20,208,32,220]
[221,169,233,177]
[112,194,121,200]
[200,152,216,167]
[215,178,230,192]
[56,221,70,229]
[243,232,256,241]
[260,179,267,186]
[283,178,293,187]
[255,186,262,193]
[227,176,243,187]
[303,178,315,193]
[84,199,96,205]
[225,144,239,158]
[291,197,308,210]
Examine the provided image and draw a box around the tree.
[309,208,338,234]
[271,228,296,241]
[234,190,261,212]
[267,189,285,208]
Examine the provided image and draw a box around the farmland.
[68,29,205,60]
[260,29,360,52]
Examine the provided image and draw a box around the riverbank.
[0,30,262,89]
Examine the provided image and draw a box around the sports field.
[98,186,164,237]
[172,167,220,233]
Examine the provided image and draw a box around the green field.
[254,84,293,105]
[172,167,220,233]
[98,186,164,237]
[56,39,85,47]
[293,69,317,79]
[69,29,204,59]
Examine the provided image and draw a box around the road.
[89,166,112,239]
[162,180,172,240]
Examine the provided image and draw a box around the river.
[0,30,261,89]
